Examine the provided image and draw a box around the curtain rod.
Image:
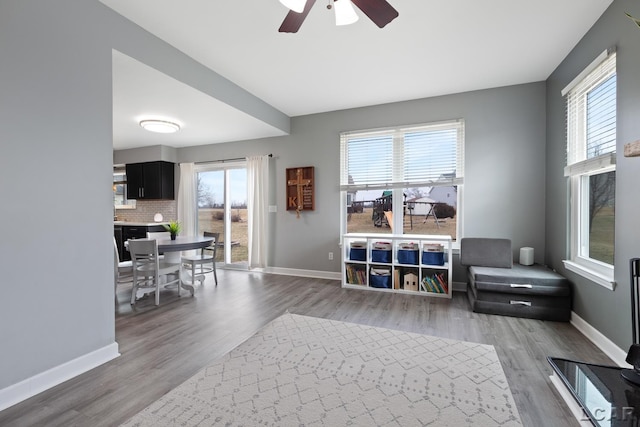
[195,153,272,165]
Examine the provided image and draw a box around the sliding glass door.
[195,162,248,268]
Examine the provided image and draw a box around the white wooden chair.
[146,231,171,240]
[128,239,181,306]
[146,231,170,258]
[181,232,219,286]
[114,237,133,303]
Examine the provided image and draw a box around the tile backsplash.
[115,200,177,223]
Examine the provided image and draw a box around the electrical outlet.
[328,252,334,260]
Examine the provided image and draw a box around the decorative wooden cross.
[287,168,311,218]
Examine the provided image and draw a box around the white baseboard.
[0,342,120,412]
[570,311,631,368]
[263,267,341,281]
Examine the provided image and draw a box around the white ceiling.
[104,0,613,150]
[112,51,287,150]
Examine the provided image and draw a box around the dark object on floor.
[622,258,640,385]
[461,238,571,321]
[622,344,640,385]
[548,357,640,426]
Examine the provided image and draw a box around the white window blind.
[342,131,394,188]
[340,120,464,191]
[566,51,616,171]
[563,49,617,283]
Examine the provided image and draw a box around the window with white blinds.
[565,51,617,175]
[562,49,616,288]
[340,120,464,191]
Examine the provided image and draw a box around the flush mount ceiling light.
[278,0,398,33]
[139,120,180,134]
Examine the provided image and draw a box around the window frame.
[339,120,465,248]
[194,160,248,269]
[562,50,616,290]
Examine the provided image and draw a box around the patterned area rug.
[121,313,522,426]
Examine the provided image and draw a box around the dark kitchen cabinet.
[125,161,174,200]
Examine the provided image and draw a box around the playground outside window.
[339,120,464,243]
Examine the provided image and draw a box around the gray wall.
[0,0,284,397]
[0,1,115,389]
[173,82,547,282]
[545,0,640,349]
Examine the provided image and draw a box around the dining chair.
[128,238,181,306]
[146,231,171,240]
[146,231,171,257]
[181,232,219,286]
[114,237,133,303]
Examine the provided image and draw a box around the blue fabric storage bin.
[398,249,418,265]
[371,249,391,263]
[350,248,366,261]
[370,275,391,288]
[422,251,445,266]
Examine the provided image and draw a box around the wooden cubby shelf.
[342,233,452,299]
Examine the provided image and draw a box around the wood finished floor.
[0,270,613,427]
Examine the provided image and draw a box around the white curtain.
[177,162,196,238]
[247,155,269,269]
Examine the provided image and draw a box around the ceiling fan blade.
[351,0,399,28]
[279,0,317,33]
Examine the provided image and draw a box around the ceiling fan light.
[139,120,180,134]
[279,0,307,13]
[334,0,359,26]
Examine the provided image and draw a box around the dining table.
[156,235,215,295]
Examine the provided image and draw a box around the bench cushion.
[460,238,512,268]
[468,264,571,296]
[467,288,571,321]
[467,264,571,321]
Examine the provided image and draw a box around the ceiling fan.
[279,0,399,33]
